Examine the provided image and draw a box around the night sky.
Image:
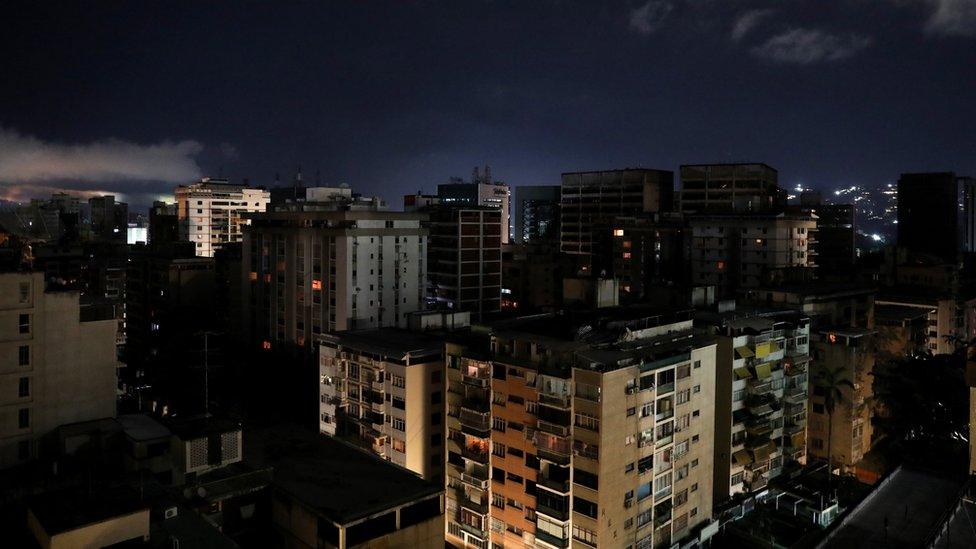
[1,1,974,210]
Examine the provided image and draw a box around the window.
[392,438,405,452]
[575,382,601,402]
[18,314,30,334]
[690,507,698,517]
[627,407,636,417]
[18,377,29,398]
[693,360,701,369]
[392,397,405,410]
[431,412,441,426]
[574,469,599,490]
[691,482,698,492]
[676,364,691,379]
[18,440,29,460]
[431,370,442,383]
[731,471,744,485]
[812,438,825,450]
[676,464,689,481]
[691,458,699,468]
[640,402,653,417]
[18,346,29,366]
[391,374,405,388]
[675,489,688,506]
[674,440,689,457]
[19,282,30,303]
[392,417,405,431]
[18,408,29,429]
[673,512,688,532]
[573,496,598,519]
[572,525,598,546]
[693,384,701,394]
[430,434,441,447]
[492,493,505,509]
[676,389,691,405]
[813,403,825,414]
[508,447,524,458]
[625,462,635,473]
[430,391,441,405]
[574,412,600,432]
[493,443,506,457]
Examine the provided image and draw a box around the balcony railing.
[537,502,570,522]
[459,408,490,432]
[657,382,675,395]
[462,373,490,388]
[535,529,570,548]
[537,419,570,437]
[537,445,571,465]
[461,445,489,463]
[656,434,674,448]
[655,409,674,422]
[537,475,571,493]
[539,392,571,408]
[460,472,489,490]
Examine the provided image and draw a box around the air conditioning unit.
[164,506,179,519]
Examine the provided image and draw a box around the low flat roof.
[244,424,442,526]
[29,486,148,535]
[117,414,171,442]
[165,415,241,441]
[318,328,444,359]
[824,467,964,548]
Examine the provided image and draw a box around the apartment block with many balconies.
[445,308,718,549]
[698,307,811,506]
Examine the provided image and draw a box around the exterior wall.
[28,508,150,549]
[428,208,502,319]
[0,272,118,469]
[560,169,673,262]
[689,215,816,296]
[808,333,875,470]
[177,180,270,258]
[679,163,779,214]
[245,215,427,349]
[319,342,444,481]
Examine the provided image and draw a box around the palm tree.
[814,364,854,488]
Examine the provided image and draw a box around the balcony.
[537,502,570,522]
[748,380,774,396]
[461,445,489,464]
[539,392,571,409]
[537,471,571,493]
[460,471,489,490]
[458,494,489,515]
[655,409,674,422]
[656,434,674,448]
[535,529,570,548]
[462,373,490,388]
[371,378,384,392]
[537,419,570,437]
[657,382,675,395]
[459,408,491,434]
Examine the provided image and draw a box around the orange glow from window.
[717,261,726,270]
[264,274,272,283]
[262,340,272,350]
[613,229,624,237]
[828,333,837,344]
[312,279,322,290]
[623,252,632,259]
[249,271,257,281]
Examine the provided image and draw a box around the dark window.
[18,377,29,398]
[574,469,599,490]
[392,397,405,410]
[18,408,29,429]
[430,391,441,405]
[431,412,441,426]
[573,496,598,519]
[18,346,29,366]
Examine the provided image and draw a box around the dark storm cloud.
[0,1,973,209]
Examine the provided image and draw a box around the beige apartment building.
[445,309,718,549]
[0,272,118,468]
[688,213,818,297]
[318,326,447,480]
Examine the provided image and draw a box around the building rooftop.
[117,414,171,442]
[28,486,148,536]
[822,467,965,548]
[164,415,241,441]
[742,283,876,301]
[318,328,445,360]
[875,304,930,323]
[244,424,442,526]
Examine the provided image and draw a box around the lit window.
[262,341,272,350]
[312,279,323,290]
[613,229,624,237]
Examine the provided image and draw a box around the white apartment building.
[0,272,118,468]
[702,309,811,504]
[243,202,427,350]
[176,178,270,257]
[689,213,818,296]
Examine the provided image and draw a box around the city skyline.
[1,1,974,209]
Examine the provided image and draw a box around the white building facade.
[176,178,270,257]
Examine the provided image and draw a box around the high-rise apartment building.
[513,185,561,243]
[897,172,961,263]
[592,214,689,303]
[700,308,811,504]
[688,213,817,297]
[438,166,511,244]
[445,309,717,549]
[426,206,502,319]
[318,318,459,480]
[0,272,118,468]
[741,284,876,476]
[243,201,427,349]
[560,169,674,267]
[678,163,783,214]
[176,178,270,258]
[89,195,129,242]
